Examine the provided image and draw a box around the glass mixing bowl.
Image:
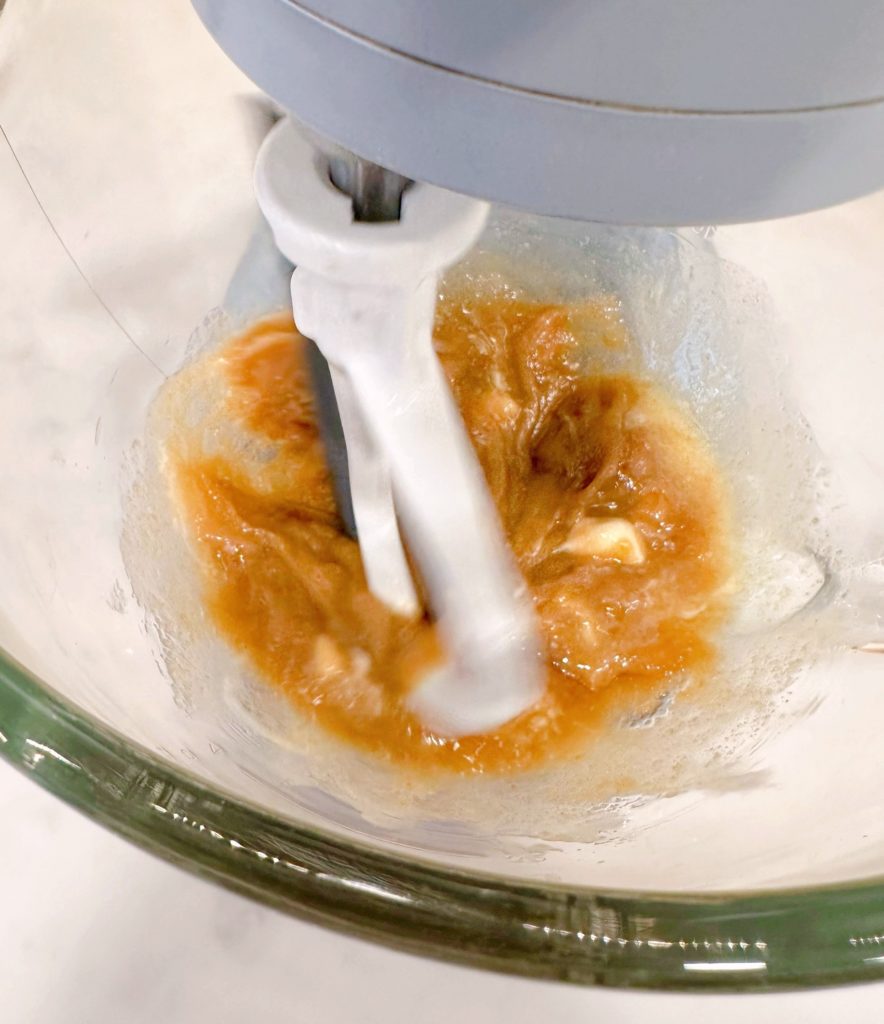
[1,0,883,991]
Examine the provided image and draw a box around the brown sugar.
[166,287,731,774]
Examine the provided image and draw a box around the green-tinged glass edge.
[1,648,884,992]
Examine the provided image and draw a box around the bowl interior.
[1,0,883,912]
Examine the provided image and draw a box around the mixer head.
[192,0,884,224]
[253,118,542,736]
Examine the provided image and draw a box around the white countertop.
[2,764,882,1022]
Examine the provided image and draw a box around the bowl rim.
[3,646,884,992]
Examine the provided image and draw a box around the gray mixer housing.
[193,0,884,224]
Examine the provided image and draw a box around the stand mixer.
[4,0,884,991]
[192,0,884,734]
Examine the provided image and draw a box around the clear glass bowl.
[2,0,883,991]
